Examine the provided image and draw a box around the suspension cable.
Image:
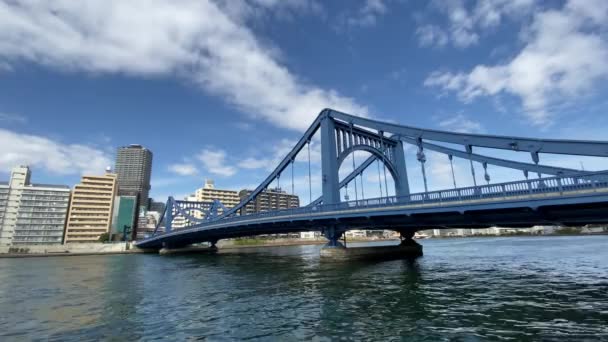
[531,152,542,179]
[350,123,358,201]
[469,159,477,187]
[466,145,478,187]
[344,183,349,201]
[448,154,457,189]
[307,141,312,204]
[291,159,295,195]
[360,171,365,200]
[483,162,491,185]
[379,132,389,198]
[376,159,383,198]
[383,162,389,198]
[417,143,428,193]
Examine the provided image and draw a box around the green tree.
[555,227,582,235]
[98,232,110,242]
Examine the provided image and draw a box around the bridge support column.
[399,230,422,253]
[320,115,340,205]
[323,226,345,248]
[159,245,219,256]
[393,140,410,198]
[320,227,423,260]
[159,240,218,256]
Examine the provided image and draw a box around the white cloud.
[420,0,536,48]
[197,148,237,177]
[346,0,388,28]
[427,152,462,190]
[427,0,478,48]
[168,163,198,176]
[215,0,324,23]
[438,114,483,133]
[473,0,535,28]
[237,157,270,170]
[0,128,111,175]
[416,25,448,47]
[0,0,366,132]
[425,0,608,125]
[448,4,479,47]
[237,138,322,172]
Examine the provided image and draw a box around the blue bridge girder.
[138,171,608,249]
[137,109,608,249]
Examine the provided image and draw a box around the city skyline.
[1,0,607,204]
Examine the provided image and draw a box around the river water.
[0,236,607,341]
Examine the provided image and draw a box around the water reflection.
[0,236,607,341]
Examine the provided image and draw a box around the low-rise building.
[135,211,161,240]
[345,230,367,238]
[300,231,318,239]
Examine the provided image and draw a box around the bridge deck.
[137,174,608,249]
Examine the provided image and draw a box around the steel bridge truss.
[150,109,608,243]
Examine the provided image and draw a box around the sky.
[1,0,607,204]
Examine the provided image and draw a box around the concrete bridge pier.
[159,242,218,256]
[399,230,423,255]
[322,226,345,248]
[320,228,423,261]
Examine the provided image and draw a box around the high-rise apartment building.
[0,166,70,246]
[64,171,117,243]
[115,144,153,208]
[238,188,299,215]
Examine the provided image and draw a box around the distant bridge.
[136,109,608,250]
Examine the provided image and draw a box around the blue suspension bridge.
[136,109,608,250]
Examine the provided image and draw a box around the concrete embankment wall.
[216,237,397,249]
[217,238,327,248]
[0,243,142,257]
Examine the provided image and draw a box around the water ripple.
[0,236,607,341]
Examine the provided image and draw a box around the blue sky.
[1,0,607,204]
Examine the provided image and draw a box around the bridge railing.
[158,171,608,236]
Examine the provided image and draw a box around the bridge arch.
[337,144,402,198]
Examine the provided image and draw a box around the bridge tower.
[320,114,340,205]
[319,112,411,246]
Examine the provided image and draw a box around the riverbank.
[0,237,400,258]
[2,233,606,258]
[0,242,146,258]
